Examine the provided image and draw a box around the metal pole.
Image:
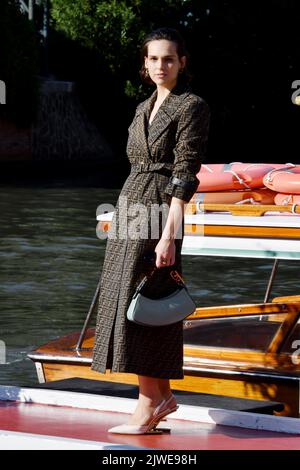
[28,0,34,20]
[75,279,101,351]
[42,0,49,76]
[264,259,280,303]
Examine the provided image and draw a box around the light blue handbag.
[127,268,196,327]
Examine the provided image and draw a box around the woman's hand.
[154,238,176,268]
[154,196,184,268]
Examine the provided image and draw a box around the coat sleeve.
[164,96,210,203]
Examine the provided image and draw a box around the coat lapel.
[143,81,192,149]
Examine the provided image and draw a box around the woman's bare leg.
[127,375,172,425]
[157,378,172,399]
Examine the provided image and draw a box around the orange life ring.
[263,166,300,194]
[190,188,275,205]
[274,193,300,205]
[197,163,275,191]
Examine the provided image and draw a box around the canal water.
[0,181,299,386]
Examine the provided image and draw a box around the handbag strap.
[134,266,186,297]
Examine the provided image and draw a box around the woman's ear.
[180,55,187,70]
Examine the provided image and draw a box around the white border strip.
[0,385,299,435]
[0,429,147,450]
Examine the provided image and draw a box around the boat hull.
[28,328,300,418]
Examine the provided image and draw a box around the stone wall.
[0,79,114,163]
[32,80,114,162]
[0,120,31,161]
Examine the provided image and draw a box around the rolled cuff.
[164,175,199,203]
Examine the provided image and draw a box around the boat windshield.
[183,313,297,353]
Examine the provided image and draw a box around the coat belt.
[130,162,174,177]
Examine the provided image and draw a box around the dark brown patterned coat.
[91,81,210,379]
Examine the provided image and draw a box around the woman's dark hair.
[139,27,193,86]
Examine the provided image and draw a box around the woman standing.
[91,27,210,434]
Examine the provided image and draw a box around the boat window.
[183,314,288,351]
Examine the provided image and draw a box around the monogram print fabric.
[91,82,210,379]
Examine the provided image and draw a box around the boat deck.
[1,400,300,450]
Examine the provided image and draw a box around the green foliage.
[49,0,188,98]
[124,80,144,99]
[0,0,39,126]
[51,0,142,73]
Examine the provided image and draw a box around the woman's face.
[144,39,186,89]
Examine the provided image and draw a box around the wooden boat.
[27,203,300,419]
